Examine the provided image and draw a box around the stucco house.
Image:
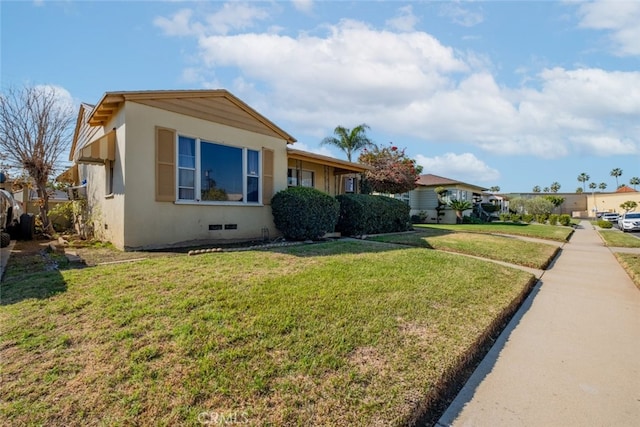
[408,174,489,224]
[61,90,368,250]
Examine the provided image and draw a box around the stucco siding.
[120,101,289,250]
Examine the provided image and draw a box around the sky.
[2,0,639,193]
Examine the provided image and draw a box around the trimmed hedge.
[271,187,340,241]
[335,194,412,236]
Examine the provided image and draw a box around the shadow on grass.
[1,270,67,305]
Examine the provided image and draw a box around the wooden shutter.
[155,126,176,202]
[262,148,274,205]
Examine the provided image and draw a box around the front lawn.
[0,240,535,426]
[414,223,574,242]
[614,253,640,289]
[368,229,559,269]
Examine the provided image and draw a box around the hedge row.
[271,188,411,240]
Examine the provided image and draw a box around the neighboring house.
[408,174,488,224]
[61,90,367,250]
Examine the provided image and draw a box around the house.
[408,174,489,224]
[61,90,368,250]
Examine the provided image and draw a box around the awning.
[78,130,116,164]
[56,164,79,184]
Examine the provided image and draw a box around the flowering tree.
[358,144,422,194]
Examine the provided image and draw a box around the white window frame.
[176,134,262,205]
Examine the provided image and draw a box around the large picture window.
[178,135,261,203]
[287,168,314,188]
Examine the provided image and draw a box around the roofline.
[416,173,488,192]
[87,89,297,143]
[287,148,373,172]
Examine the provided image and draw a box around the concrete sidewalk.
[438,221,640,426]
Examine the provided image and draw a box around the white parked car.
[618,212,640,232]
[601,213,619,223]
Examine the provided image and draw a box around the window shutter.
[156,127,176,202]
[262,148,274,205]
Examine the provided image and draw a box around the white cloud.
[415,152,500,183]
[154,3,269,37]
[439,2,484,27]
[288,142,335,158]
[34,84,76,112]
[385,5,419,32]
[291,0,314,14]
[577,0,640,56]
[156,10,640,161]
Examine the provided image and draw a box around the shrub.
[535,214,548,224]
[336,194,411,236]
[548,214,559,226]
[559,214,572,226]
[410,210,428,224]
[462,215,484,224]
[499,213,510,222]
[522,214,534,223]
[511,214,521,223]
[271,187,340,241]
[597,220,613,229]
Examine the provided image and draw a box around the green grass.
[614,253,640,289]
[414,222,574,242]
[0,240,535,426]
[369,229,559,269]
[598,230,640,248]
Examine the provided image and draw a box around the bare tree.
[0,85,74,234]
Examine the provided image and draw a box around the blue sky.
[2,0,639,193]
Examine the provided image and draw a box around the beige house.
[408,174,488,224]
[62,90,367,250]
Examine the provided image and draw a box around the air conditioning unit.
[67,185,87,200]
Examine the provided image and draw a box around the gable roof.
[616,185,637,193]
[415,174,487,192]
[87,89,296,143]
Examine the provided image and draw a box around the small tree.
[543,195,565,212]
[434,186,447,224]
[525,197,555,216]
[620,200,638,213]
[358,144,422,194]
[448,199,472,224]
[576,187,583,194]
[0,85,74,234]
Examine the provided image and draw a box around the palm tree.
[589,182,597,191]
[321,124,373,162]
[630,177,640,190]
[577,173,589,191]
[543,187,550,193]
[448,199,473,224]
[610,168,623,188]
[599,182,607,191]
[576,187,583,194]
[550,182,561,193]
[489,186,500,193]
[532,185,541,193]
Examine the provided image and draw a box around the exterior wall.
[409,185,480,224]
[586,192,640,216]
[78,112,126,249]
[120,102,289,250]
[508,193,589,216]
[286,159,362,196]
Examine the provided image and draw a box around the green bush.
[511,214,521,223]
[462,215,484,224]
[559,214,572,226]
[535,214,548,224]
[499,213,510,222]
[522,214,534,223]
[271,187,340,240]
[335,194,411,236]
[597,220,613,229]
[549,214,559,226]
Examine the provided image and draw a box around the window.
[105,160,114,196]
[178,135,260,204]
[287,168,314,188]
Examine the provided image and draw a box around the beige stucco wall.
[586,192,640,216]
[115,101,289,250]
